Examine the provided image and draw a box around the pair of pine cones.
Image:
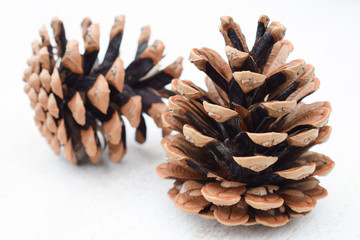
[23,14,334,227]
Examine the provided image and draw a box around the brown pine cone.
[23,15,183,165]
[157,15,334,227]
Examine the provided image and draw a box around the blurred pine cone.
[23,15,183,164]
[157,15,334,227]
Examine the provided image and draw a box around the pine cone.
[23,15,183,164]
[157,15,334,227]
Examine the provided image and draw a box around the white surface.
[0,0,359,239]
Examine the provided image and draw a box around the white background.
[0,0,359,239]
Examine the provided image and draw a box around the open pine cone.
[157,15,334,227]
[23,15,183,164]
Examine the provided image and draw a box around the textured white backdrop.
[0,0,359,239]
